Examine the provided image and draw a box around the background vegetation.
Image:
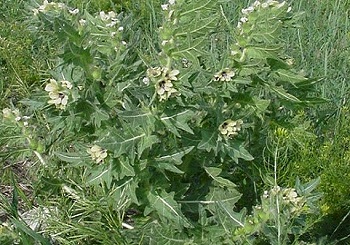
[1,0,350,244]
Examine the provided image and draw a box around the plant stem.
[274,139,281,244]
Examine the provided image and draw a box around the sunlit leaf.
[273,69,308,85]
[86,163,113,188]
[204,167,222,177]
[155,146,194,164]
[223,143,254,163]
[147,189,191,228]
[99,128,146,157]
[55,151,86,163]
[206,186,242,206]
[118,108,155,133]
[267,84,301,102]
[117,156,135,179]
[161,110,195,136]
[216,202,245,227]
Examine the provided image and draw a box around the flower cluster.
[235,184,311,240]
[231,0,291,62]
[33,0,66,15]
[87,145,108,164]
[161,0,176,11]
[237,1,288,30]
[219,119,243,138]
[159,0,178,51]
[44,79,72,110]
[146,67,179,101]
[214,68,235,82]
[2,108,30,126]
[264,186,305,214]
[68,8,79,15]
[99,11,120,27]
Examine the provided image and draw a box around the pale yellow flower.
[45,79,71,110]
[2,108,12,119]
[68,8,79,15]
[87,145,108,163]
[162,68,179,81]
[79,19,86,26]
[161,4,169,10]
[147,67,162,78]
[47,93,68,110]
[219,119,243,138]
[45,79,59,96]
[61,80,73,89]
[147,67,180,101]
[99,11,117,21]
[214,68,235,82]
[156,79,177,101]
[34,0,66,15]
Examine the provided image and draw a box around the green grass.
[288,0,350,103]
[279,0,350,241]
[0,0,47,107]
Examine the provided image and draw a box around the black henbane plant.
[0,0,323,243]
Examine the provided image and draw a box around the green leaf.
[245,46,280,59]
[19,99,46,110]
[152,146,190,172]
[216,202,245,227]
[237,146,254,161]
[205,186,242,206]
[137,135,160,158]
[223,143,254,163]
[59,42,93,69]
[253,97,270,114]
[11,219,51,245]
[161,110,195,136]
[204,167,236,188]
[126,179,139,205]
[251,22,281,44]
[152,162,184,174]
[118,108,155,133]
[117,157,135,179]
[267,84,301,102]
[54,18,82,44]
[55,152,85,163]
[147,189,191,228]
[86,164,113,188]
[92,107,109,128]
[197,130,218,152]
[267,58,291,70]
[11,175,19,219]
[273,69,307,85]
[302,97,329,104]
[99,128,146,157]
[233,77,252,85]
[155,146,194,164]
[296,177,320,195]
[204,167,222,177]
[294,77,324,88]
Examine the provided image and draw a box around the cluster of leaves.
[0,0,324,244]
